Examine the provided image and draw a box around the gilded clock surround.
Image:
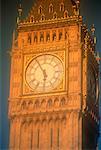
[23,50,66,96]
[25,53,65,94]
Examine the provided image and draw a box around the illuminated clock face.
[25,54,64,93]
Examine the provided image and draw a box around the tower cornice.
[17,16,82,32]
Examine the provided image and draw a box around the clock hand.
[36,59,44,72]
[43,75,46,91]
[36,59,48,80]
[43,69,47,81]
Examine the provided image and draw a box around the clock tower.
[8,0,99,149]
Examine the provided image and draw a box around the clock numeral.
[50,56,55,63]
[34,82,40,90]
[50,81,54,88]
[29,78,35,84]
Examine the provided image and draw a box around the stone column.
[67,112,74,150]
[14,118,21,150]
[60,117,67,150]
[27,121,33,150]
[78,113,82,150]
[40,119,47,150]
[53,118,57,150]
[32,120,36,149]
[34,119,40,150]
[9,118,16,149]
[20,120,29,150]
[53,118,60,150]
[47,119,52,150]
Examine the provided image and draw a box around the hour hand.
[43,69,47,81]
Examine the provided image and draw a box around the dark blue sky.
[1,0,101,149]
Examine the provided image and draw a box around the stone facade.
[8,0,99,149]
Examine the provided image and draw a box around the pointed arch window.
[38,6,42,14]
[47,99,52,107]
[46,32,50,42]
[60,97,66,106]
[28,33,32,44]
[64,10,68,18]
[53,12,57,19]
[30,16,34,22]
[52,32,56,41]
[59,32,63,40]
[60,3,64,12]
[34,100,39,108]
[21,101,26,110]
[49,4,53,13]
[41,14,45,21]
[34,32,38,43]
[40,32,44,42]
[65,31,68,40]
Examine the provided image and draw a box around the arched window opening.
[60,3,64,12]
[30,16,34,22]
[28,33,32,44]
[64,10,68,18]
[40,32,44,42]
[38,6,42,14]
[52,32,56,41]
[60,97,66,106]
[65,31,68,40]
[47,99,52,108]
[46,33,50,42]
[22,101,26,110]
[49,4,53,13]
[59,32,62,40]
[34,33,38,43]
[34,100,39,108]
[41,14,45,21]
[53,12,57,19]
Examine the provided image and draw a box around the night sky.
[1,0,101,149]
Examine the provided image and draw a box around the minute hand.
[36,59,47,80]
[36,59,44,72]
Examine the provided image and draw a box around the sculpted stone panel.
[54,98,59,108]
[19,27,69,50]
[68,25,79,42]
[47,99,53,108]
[60,97,66,107]
[34,100,40,109]
[23,50,66,95]
[9,95,81,117]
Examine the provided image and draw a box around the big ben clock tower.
[8,0,99,149]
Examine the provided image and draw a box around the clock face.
[25,54,64,93]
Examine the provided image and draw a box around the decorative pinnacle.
[91,24,95,35]
[17,0,22,24]
[18,1,22,17]
[72,0,80,16]
[76,0,80,15]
